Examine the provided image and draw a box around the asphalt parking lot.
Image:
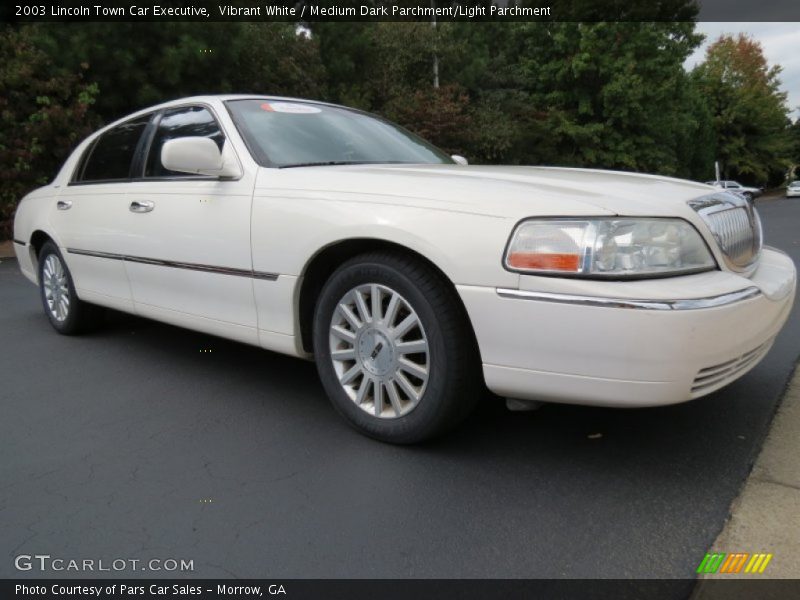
[1,197,799,590]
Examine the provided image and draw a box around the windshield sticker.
[260,102,322,114]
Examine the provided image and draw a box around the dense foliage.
[0,27,98,239]
[693,34,792,183]
[0,21,796,239]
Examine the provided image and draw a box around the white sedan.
[705,180,763,202]
[13,95,797,443]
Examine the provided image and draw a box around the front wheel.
[38,241,104,334]
[313,252,481,443]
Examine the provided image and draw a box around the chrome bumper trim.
[496,286,762,311]
[763,245,790,257]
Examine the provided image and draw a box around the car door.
[120,104,259,345]
[54,113,154,312]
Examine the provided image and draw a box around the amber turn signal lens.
[507,252,581,272]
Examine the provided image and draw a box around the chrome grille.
[688,193,762,273]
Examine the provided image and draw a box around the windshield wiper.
[278,160,412,169]
[279,161,369,169]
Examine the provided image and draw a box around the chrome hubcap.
[329,284,429,419]
[42,254,70,322]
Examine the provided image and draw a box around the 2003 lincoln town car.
[13,95,797,443]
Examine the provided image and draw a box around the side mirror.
[161,137,241,178]
[451,154,468,166]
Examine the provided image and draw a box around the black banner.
[3,0,800,23]
[5,579,800,600]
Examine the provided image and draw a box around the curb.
[692,365,800,594]
[0,240,15,259]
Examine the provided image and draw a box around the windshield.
[225,99,452,168]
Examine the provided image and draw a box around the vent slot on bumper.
[691,340,773,396]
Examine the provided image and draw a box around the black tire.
[312,251,482,444]
[37,241,104,335]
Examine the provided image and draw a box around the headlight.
[504,218,716,278]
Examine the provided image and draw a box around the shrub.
[0,26,98,240]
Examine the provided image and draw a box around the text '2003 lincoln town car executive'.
[13,95,797,443]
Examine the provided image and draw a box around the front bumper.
[458,248,796,407]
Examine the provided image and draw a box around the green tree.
[443,22,554,164]
[672,72,717,180]
[693,34,791,185]
[30,22,326,122]
[312,22,478,155]
[314,22,442,111]
[0,26,98,239]
[513,22,703,173]
[312,19,712,172]
[390,84,473,156]
[231,24,326,100]
[312,22,375,108]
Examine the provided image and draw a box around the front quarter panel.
[251,168,524,286]
[249,168,521,348]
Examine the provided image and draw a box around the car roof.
[100,94,349,133]
[168,94,343,108]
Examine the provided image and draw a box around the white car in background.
[12,95,797,443]
[787,181,800,198]
[705,180,763,202]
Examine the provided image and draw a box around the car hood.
[257,164,716,220]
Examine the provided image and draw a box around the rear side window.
[76,116,151,182]
[145,106,225,178]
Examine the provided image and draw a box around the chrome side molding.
[496,286,762,311]
[66,248,279,281]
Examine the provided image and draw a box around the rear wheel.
[313,251,481,443]
[38,241,104,334]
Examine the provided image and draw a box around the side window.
[76,116,151,182]
[145,106,225,178]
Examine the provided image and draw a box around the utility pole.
[431,0,439,88]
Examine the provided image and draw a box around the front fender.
[250,194,519,289]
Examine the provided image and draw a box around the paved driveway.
[1,198,799,589]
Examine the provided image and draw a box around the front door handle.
[56,200,72,211]
[130,200,155,213]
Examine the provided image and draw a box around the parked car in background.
[786,181,800,198]
[705,180,763,202]
[12,95,797,443]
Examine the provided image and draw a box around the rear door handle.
[56,200,72,211]
[129,200,155,213]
